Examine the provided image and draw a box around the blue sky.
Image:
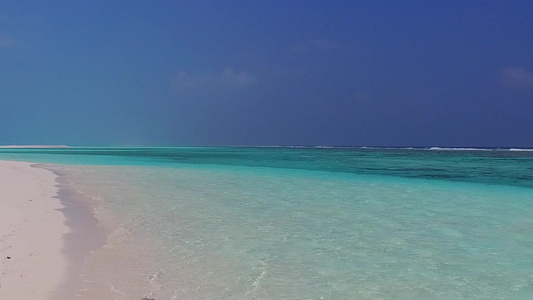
[1,1,532,146]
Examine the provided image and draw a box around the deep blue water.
[1,146,532,188]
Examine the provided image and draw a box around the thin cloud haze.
[0,33,17,48]
[500,67,533,89]
[172,68,256,90]
[292,39,341,52]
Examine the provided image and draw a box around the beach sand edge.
[0,160,69,299]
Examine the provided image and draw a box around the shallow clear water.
[1,147,532,299]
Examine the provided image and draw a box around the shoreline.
[0,159,159,299]
[0,160,105,299]
[46,165,107,299]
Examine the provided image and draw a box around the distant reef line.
[0,145,69,148]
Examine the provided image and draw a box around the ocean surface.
[1,147,532,299]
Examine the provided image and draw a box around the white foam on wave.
[427,147,533,152]
[427,147,494,151]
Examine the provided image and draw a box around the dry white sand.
[0,160,69,299]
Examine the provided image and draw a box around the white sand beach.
[0,161,69,299]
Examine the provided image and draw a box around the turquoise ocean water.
[1,147,532,299]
